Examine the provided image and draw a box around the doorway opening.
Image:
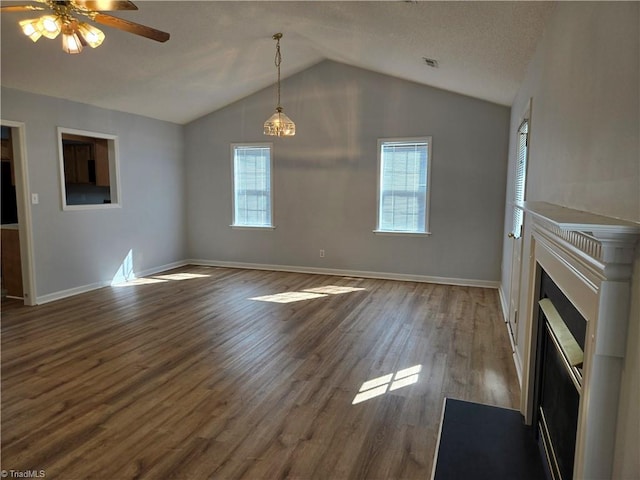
[1,120,35,305]
[1,126,23,299]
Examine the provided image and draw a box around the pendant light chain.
[274,34,282,110]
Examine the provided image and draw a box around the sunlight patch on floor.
[360,373,394,391]
[111,261,211,287]
[250,285,366,304]
[352,365,422,405]
[153,273,210,281]
[250,291,329,304]
[302,286,367,295]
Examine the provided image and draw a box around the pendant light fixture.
[264,33,296,137]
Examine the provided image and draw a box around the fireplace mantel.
[519,201,640,236]
[516,201,640,480]
[519,201,640,266]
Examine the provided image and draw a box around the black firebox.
[533,270,586,480]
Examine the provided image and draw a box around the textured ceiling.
[0,1,555,124]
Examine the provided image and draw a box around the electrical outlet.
[320,249,325,258]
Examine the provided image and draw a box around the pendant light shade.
[264,107,296,137]
[264,33,295,137]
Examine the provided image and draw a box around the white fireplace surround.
[516,201,640,480]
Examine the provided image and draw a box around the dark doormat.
[432,398,546,480]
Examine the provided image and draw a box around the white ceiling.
[0,1,555,124]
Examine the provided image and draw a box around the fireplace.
[515,201,640,480]
[534,271,586,480]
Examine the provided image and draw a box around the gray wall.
[186,60,510,283]
[499,3,639,477]
[1,87,186,299]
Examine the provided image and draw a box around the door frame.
[2,119,36,305]
[507,99,532,344]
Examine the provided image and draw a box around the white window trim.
[374,136,432,235]
[229,225,276,230]
[57,127,121,211]
[230,142,275,229]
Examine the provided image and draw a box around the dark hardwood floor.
[1,266,519,479]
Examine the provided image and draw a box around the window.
[57,127,120,210]
[231,143,273,228]
[375,137,432,234]
[512,119,529,237]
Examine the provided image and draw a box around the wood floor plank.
[1,266,519,479]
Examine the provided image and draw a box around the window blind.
[233,145,272,227]
[378,140,429,233]
[512,119,529,237]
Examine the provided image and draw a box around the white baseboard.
[187,259,500,289]
[498,285,524,388]
[35,260,189,305]
[498,285,509,322]
[499,285,524,387]
[513,348,523,387]
[134,260,189,279]
[34,259,498,305]
[36,280,111,305]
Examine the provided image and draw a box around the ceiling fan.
[1,0,170,54]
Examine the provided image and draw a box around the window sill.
[373,230,431,237]
[63,203,122,211]
[230,225,276,230]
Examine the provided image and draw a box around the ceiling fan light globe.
[62,32,83,54]
[77,23,105,48]
[39,15,62,39]
[19,19,43,42]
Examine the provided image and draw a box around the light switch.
[31,193,39,204]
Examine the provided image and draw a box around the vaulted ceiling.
[0,1,555,124]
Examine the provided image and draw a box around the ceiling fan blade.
[73,1,138,11]
[0,5,44,12]
[92,12,170,42]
